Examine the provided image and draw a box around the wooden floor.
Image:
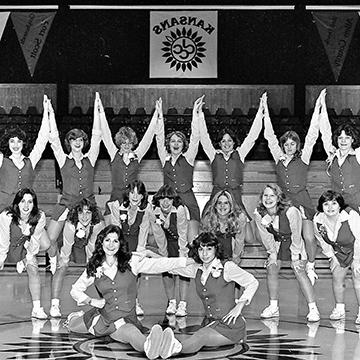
[0,269,360,360]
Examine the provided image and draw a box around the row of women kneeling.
[1,181,359,359]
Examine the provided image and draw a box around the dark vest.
[163,155,194,193]
[120,208,146,252]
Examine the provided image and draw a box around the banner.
[11,12,56,77]
[150,11,217,78]
[312,11,358,82]
[0,12,10,42]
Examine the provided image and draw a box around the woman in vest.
[50,198,105,318]
[198,93,266,243]
[0,95,50,212]
[66,224,193,360]
[150,184,190,317]
[254,184,320,322]
[108,179,152,316]
[155,97,203,243]
[201,189,246,265]
[262,90,326,286]
[313,190,360,323]
[145,232,258,359]
[319,93,360,213]
[0,188,48,319]
[99,96,161,224]
[46,94,102,273]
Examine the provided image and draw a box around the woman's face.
[9,137,23,155]
[337,130,354,152]
[120,137,134,154]
[198,244,216,266]
[262,187,278,212]
[283,138,298,156]
[169,134,184,156]
[69,137,84,153]
[19,193,34,219]
[215,194,231,217]
[78,205,92,227]
[322,199,341,218]
[129,187,143,207]
[159,197,173,214]
[102,232,120,257]
[220,133,234,154]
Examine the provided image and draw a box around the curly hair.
[86,225,131,277]
[152,184,183,208]
[201,190,246,234]
[188,232,225,263]
[64,128,89,153]
[332,123,360,149]
[256,184,292,217]
[114,127,138,149]
[5,188,41,226]
[122,180,148,210]
[279,131,302,158]
[67,198,102,226]
[216,128,239,149]
[317,190,347,213]
[165,131,189,153]
[1,126,29,156]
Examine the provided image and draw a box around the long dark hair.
[317,190,347,213]
[189,232,225,263]
[122,180,148,210]
[67,198,102,226]
[6,188,41,226]
[332,123,360,149]
[1,126,29,156]
[86,225,131,277]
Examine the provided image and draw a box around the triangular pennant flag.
[11,12,56,77]
[0,12,10,42]
[312,11,358,82]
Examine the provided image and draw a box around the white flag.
[150,11,217,78]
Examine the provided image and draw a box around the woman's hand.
[264,253,277,268]
[222,300,245,325]
[90,298,106,309]
[329,256,340,272]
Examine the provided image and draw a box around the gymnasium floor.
[0,269,360,360]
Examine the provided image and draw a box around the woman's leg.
[110,323,147,352]
[267,262,281,301]
[47,220,65,257]
[181,327,234,354]
[245,221,255,244]
[302,219,317,263]
[39,230,50,252]
[332,263,348,304]
[162,272,176,314]
[67,312,88,333]
[26,262,41,302]
[292,260,316,303]
[177,275,190,316]
[51,263,68,300]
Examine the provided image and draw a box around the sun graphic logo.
[161,27,206,72]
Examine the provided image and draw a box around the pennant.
[11,12,56,77]
[312,11,358,82]
[150,11,218,78]
[0,12,10,42]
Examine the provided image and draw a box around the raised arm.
[135,99,159,161]
[319,90,335,157]
[198,97,216,162]
[86,93,102,167]
[238,93,264,162]
[263,93,284,163]
[301,89,325,164]
[184,96,204,165]
[29,95,50,168]
[48,99,67,168]
[98,93,118,162]
[154,98,168,166]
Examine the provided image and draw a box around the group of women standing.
[1,88,360,359]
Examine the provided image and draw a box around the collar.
[68,152,85,161]
[102,260,118,270]
[335,148,356,158]
[215,149,234,157]
[9,154,25,162]
[199,258,223,272]
[315,209,350,223]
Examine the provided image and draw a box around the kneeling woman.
[313,190,360,323]
[151,232,258,359]
[0,188,50,319]
[254,184,320,322]
[50,198,105,318]
[67,224,193,359]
